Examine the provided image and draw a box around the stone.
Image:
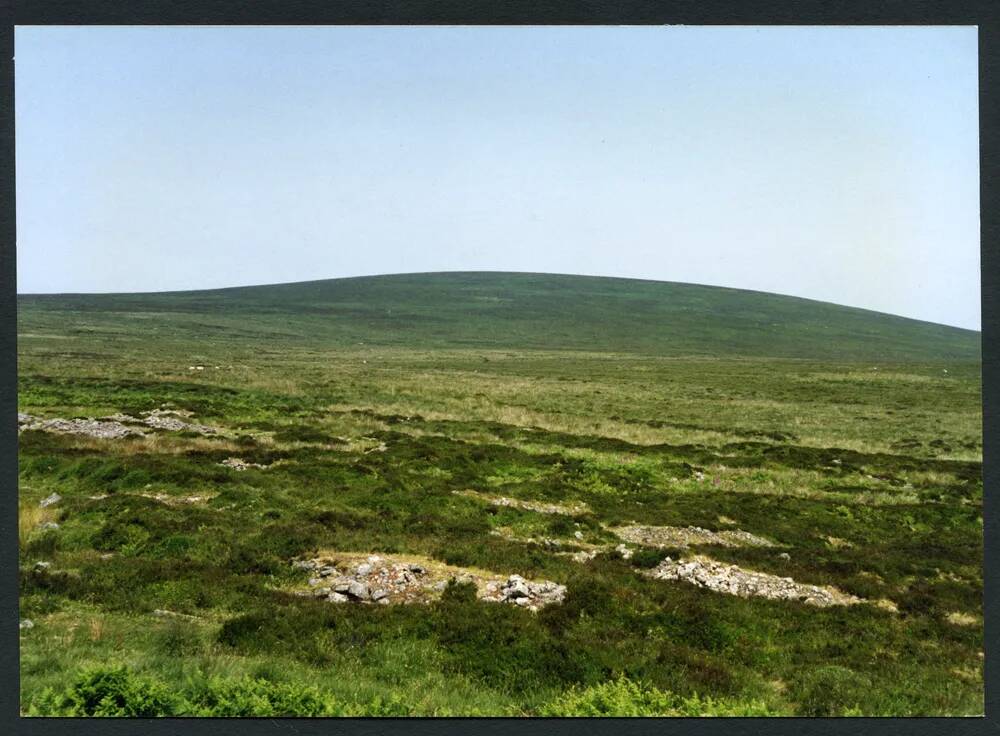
[332,580,353,593]
[371,589,389,601]
[33,561,51,572]
[39,493,61,508]
[20,619,34,630]
[356,563,373,576]
[313,587,331,598]
[39,521,60,531]
[328,592,349,603]
[347,581,371,600]
[318,566,337,577]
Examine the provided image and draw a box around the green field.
[17,272,983,716]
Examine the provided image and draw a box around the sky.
[15,26,981,329]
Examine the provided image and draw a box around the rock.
[347,581,371,600]
[39,493,61,508]
[39,521,60,531]
[371,589,389,601]
[33,561,51,572]
[328,592,349,603]
[332,580,353,593]
[615,544,633,560]
[408,564,426,574]
[573,530,584,540]
[313,587,331,598]
[778,552,791,561]
[291,560,316,571]
[356,563,373,576]
[307,577,322,587]
[20,619,34,630]
[318,566,337,577]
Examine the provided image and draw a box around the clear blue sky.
[15,26,980,329]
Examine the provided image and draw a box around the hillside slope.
[17,272,980,361]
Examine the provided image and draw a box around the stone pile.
[219,457,269,471]
[18,414,143,440]
[480,575,567,611]
[293,554,566,611]
[614,524,775,549]
[18,409,220,439]
[647,556,861,608]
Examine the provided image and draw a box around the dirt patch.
[614,524,776,549]
[647,555,862,608]
[135,492,216,506]
[454,489,590,516]
[292,552,566,611]
[945,611,980,627]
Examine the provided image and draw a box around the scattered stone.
[140,409,218,435]
[614,524,776,549]
[220,457,269,471]
[152,609,200,621]
[291,559,317,571]
[19,619,34,630]
[454,489,590,515]
[647,555,861,608]
[39,493,62,508]
[135,492,215,506]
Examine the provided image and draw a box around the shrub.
[191,677,343,716]
[538,676,776,717]
[791,665,872,716]
[62,665,179,716]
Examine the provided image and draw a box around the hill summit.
[18,272,980,362]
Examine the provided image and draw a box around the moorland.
[17,272,983,716]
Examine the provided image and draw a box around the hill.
[17,271,980,362]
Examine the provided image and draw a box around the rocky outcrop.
[454,489,590,515]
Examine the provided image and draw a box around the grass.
[17,272,983,716]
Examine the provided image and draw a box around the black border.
[2,1,997,734]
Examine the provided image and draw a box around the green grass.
[17,272,982,716]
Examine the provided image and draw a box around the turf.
[17,272,983,716]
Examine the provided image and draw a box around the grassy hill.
[17,272,980,362]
